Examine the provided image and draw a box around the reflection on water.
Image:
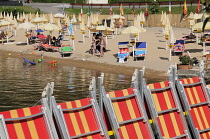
[0,56,132,111]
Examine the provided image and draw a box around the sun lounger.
[202,41,210,55]
[41,44,60,52]
[51,94,109,138]
[99,70,155,139]
[0,105,59,139]
[22,57,37,65]
[145,80,191,138]
[134,42,147,61]
[60,45,73,57]
[117,41,130,63]
[172,40,185,55]
[176,76,210,138]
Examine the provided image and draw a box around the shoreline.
[0,49,168,83]
[0,26,202,83]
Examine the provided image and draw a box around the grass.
[65,6,197,15]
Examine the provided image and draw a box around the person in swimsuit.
[92,33,96,56]
[99,33,106,57]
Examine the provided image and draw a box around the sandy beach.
[0,26,202,81]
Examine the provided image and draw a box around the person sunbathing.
[182,33,196,40]
[205,36,210,42]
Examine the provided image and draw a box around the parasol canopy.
[17,22,36,30]
[192,22,210,31]
[108,14,125,19]
[54,13,65,18]
[121,26,142,34]
[96,25,106,31]
[0,20,11,26]
[39,23,60,31]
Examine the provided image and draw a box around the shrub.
[179,55,193,65]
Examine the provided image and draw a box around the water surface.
[0,56,132,111]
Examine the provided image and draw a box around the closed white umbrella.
[168,27,176,61]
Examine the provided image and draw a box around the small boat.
[22,57,37,65]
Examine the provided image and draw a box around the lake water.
[0,56,132,111]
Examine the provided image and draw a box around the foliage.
[179,55,193,65]
[149,2,160,14]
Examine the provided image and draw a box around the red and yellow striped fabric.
[107,88,153,139]
[58,98,106,139]
[180,77,210,139]
[0,105,50,139]
[148,81,186,139]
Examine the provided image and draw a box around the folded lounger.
[0,105,59,139]
[145,80,191,139]
[134,42,147,61]
[176,76,210,138]
[101,87,155,139]
[51,95,109,139]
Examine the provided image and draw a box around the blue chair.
[134,42,147,61]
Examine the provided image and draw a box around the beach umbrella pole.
[88,30,90,38]
[6,36,8,43]
[169,48,171,61]
[74,25,76,31]
[27,38,29,45]
[83,34,85,43]
[72,40,75,51]
[196,33,198,44]
[106,36,108,45]
[165,40,168,50]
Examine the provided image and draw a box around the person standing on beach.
[99,33,106,57]
[0,31,6,45]
[92,33,96,56]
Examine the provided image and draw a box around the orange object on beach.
[50,60,57,64]
[31,52,35,54]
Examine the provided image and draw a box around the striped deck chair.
[145,80,191,139]
[176,76,210,138]
[0,105,59,139]
[51,96,109,139]
[102,88,155,139]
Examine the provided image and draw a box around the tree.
[149,2,159,14]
